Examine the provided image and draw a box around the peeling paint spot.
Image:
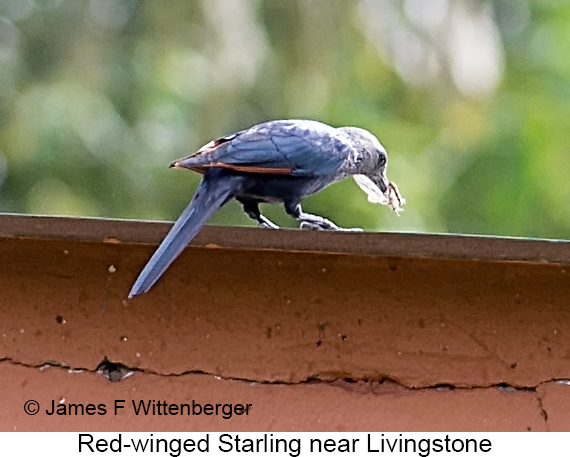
[103,237,121,244]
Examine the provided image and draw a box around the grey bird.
[129,119,404,298]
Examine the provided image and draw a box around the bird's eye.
[378,154,386,167]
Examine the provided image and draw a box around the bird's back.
[173,119,353,179]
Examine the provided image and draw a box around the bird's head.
[338,126,404,212]
[338,126,388,188]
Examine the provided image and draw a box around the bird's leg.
[285,202,341,231]
[239,200,279,229]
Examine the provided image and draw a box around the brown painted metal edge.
[1,212,569,264]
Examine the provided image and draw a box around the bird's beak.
[370,174,388,194]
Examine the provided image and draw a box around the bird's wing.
[174,120,350,178]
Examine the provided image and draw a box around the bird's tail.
[129,172,241,298]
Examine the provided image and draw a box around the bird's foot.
[300,221,324,230]
[300,221,364,232]
[300,221,362,232]
[259,221,279,229]
[300,218,339,230]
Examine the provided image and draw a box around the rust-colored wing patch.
[194,134,238,156]
[184,162,293,175]
[196,139,222,154]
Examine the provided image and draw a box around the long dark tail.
[129,172,241,298]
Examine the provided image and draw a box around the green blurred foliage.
[0,0,568,239]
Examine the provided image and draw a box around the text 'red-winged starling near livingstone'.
[129,119,404,298]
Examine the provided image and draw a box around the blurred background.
[0,0,568,238]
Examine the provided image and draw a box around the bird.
[128,119,404,298]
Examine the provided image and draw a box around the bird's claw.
[301,220,339,230]
[300,221,324,230]
[300,222,363,232]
